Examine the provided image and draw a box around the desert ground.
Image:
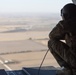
[1,51,59,70]
[0,29,60,70]
[0,15,60,70]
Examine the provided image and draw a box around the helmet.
[61,3,76,20]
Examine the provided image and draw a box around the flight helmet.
[61,3,76,20]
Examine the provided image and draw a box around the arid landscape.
[0,13,60,70]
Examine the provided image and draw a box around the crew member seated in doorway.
[48,3,76,75]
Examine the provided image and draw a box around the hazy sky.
[0,0,72,14]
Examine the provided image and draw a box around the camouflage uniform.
[48,19,76,74]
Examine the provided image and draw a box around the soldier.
[48,3,76,75]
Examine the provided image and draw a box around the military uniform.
[48,19,76,75]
